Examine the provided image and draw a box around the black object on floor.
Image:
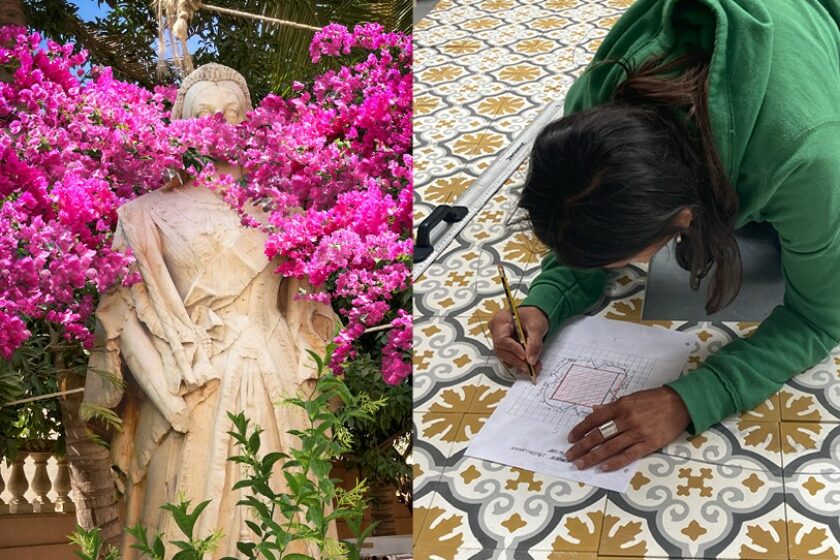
[642,221,785,322]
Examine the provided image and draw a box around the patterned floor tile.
[780,350,840,424]
[601,454,787,559]
[596,557,690,560]
[784,472,840,560]
[415,241,482,317]
[416,413,611,553]
[780,422,840,476]
[415,410,465,494]
[596,557,704,560]
[415,411,471,551]
[661,409,784,474]
[413,546,599,559]
[413,0,625,227]
[414,315,493,411]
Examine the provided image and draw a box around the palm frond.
[26,0,156,86]
[244,0,323,97]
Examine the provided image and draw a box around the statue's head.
[171,63,252,124]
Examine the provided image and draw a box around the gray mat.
[414,0,439,23]
[642,222,784,322]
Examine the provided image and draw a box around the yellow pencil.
[497,264,537,385]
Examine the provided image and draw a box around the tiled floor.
[414,313,840,559]
[413,0,627,229]
[412,0,840,558]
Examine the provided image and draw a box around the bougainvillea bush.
[0,22,412,386]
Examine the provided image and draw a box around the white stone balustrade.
[0,451,74,515]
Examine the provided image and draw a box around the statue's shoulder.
[117,185,179,220]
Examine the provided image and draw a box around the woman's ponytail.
[610,52,741,313]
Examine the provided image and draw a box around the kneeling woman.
[490,0,840,471]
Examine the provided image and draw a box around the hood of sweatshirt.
[561,0,774,185]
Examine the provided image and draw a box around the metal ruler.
[413,96,566,280]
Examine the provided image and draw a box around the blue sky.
[69,0,110,21]
[67,0,204,56]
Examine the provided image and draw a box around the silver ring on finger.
[598,420,619,440]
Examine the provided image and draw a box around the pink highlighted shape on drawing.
[550,364,626,408]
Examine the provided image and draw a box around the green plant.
[68,523,121,560]
[67,341,381,559]
[226,344,384,559]
[340,349,411,507]
[126,496,225,559]
[0,320,91,462]
[69,495,223,560]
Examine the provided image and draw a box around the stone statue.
[83,63,340,558]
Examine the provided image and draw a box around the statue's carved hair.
[171,63,252,120]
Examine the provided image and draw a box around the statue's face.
[186,82,246,124]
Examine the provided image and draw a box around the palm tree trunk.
[49,327,122,548]
[0,0,26,82]
[59,385,122,545]
[0,0,26,27]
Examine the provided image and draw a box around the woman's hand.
[564,387,691,471]
[488,306,549,376]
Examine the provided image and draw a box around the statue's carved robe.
[84,182,339,558]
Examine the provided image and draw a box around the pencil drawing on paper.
[503,343,657,423]
[546,361,628,409]
[465,316,696,492]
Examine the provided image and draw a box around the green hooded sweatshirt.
[520,0,840,434]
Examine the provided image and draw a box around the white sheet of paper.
[465,315,695,493]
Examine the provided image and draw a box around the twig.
[363,324,395,335]
[1,387,85,408]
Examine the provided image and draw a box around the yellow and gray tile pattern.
[413,0,840,558]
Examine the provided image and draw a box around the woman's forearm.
[666,303,837,434]
[520,252,608,338]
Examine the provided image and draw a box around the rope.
[154,0,319,78]
[1,387,85,409]
[199,3,321,32]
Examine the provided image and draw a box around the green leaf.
[78,402,124,431]
[231,479,254,490]
[253,479,276,498]
[261,451,287,471]
[188,497,212,523]
[242,497,271,519]
[310,458,332,480]
[160,498,212,539]
[256,546,277,560]
[305,348,324,371]
[244,519,262,537]
[170,540,193,552]
[283,471,302,495]
[237,541,257,555]
[153,535,165,559]
[307,505,324,527]
[248,430,261,454]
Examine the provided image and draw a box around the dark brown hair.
[518,51,741,313]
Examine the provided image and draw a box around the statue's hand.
[168,400,191,433]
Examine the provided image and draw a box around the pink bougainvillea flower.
[0,23,411,385]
